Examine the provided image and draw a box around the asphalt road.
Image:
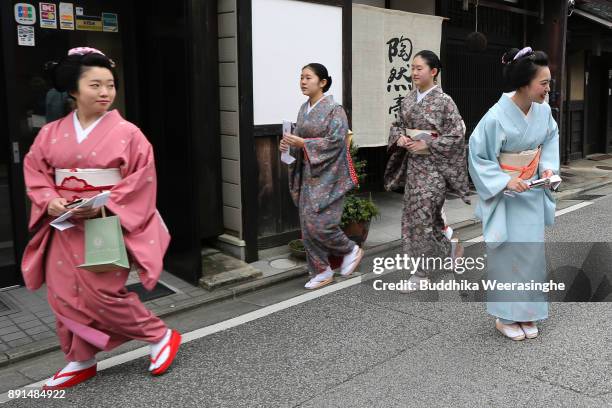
[4,190,612,408]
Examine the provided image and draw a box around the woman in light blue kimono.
[468,47,559,341]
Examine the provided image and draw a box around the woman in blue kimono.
[280,63,363,290]
[468,47,559,341]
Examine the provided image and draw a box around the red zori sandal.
[150,330,182,376]
[42,365,97,390]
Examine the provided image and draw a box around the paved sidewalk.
[0,156,611,368]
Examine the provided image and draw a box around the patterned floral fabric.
[288,96,357,274]
[288,96,358,212]
[384,86,470,201]
[383,87,470,274]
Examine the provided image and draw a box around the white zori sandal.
[339,245,364,277]
[495,319,526,341]
[519,322,539,339]
[305,268,334,290]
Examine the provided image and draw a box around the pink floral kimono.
[21,109,170,361]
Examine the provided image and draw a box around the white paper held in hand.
[281,120,295,165]
[50,191,112,230]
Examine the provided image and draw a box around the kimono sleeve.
[468,115,512,201]
[106,129,159,232]
[302,105,348,177]
[426,96,465,156]
[387,116,406,153]
[105,128,171,291]
[23,130,61,230]
[538,108,560,175]
[383,103,409,191]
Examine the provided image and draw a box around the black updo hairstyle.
[44,52,118,97]
[414,50,442,82]
[302,63,332,93]
[501,48,548,90]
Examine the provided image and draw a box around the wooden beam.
[236,0,259,263]
[463,0,540,18]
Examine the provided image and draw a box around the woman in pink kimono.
[21,48,181,389]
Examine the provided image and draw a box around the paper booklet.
[404,129,436,155]
[405,129,437,142]
[50,190,111,231]
[281,120,296,165]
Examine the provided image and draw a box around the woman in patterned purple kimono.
[281,63,363,290]
[384,51,470,291]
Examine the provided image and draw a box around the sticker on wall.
[75,6,83,16]
[59,3,75,30]
[102,12,118,32]
[76,16,102,31]
[17,25,35,46]
[14,3,36,25]
[40,3,57,29]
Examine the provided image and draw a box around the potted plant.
[288,237,306,259]
[340,136,379,245]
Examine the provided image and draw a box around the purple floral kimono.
[288,95,358,274]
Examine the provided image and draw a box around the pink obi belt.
[55,168,122,193]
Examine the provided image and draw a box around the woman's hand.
[279,138,290,153]
[541,169,554,179]
[283,133,305,149]
[506,177,530,193]
[71,206,101,219]
[405,139,428,153]
[47,197,68,217]
[396,135,410,148]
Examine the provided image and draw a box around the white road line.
[0,275,364,403]
[0,199,598,403]
[554,201,594,216]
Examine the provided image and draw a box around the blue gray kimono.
[468,93,559,322]
[288,96,358,275]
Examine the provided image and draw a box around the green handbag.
[79,207,130,273]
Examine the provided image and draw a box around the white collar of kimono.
[503,92,533,120]
[416,85,438,103]
[307,94,331,114]
[73,111,108,144]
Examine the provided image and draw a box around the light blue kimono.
[468,93,559,322]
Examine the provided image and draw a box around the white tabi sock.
[45,358,96,387]
[443,226,453,240]
[149,329,172,371]
[340,245,360,269]
[339,245,361,276]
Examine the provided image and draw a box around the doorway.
[0,0,221,288]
